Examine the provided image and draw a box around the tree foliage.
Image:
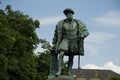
[0,5,51,80]
[109,76,120,80]
[36,52,50,80]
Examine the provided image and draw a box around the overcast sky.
[0,0,120,74]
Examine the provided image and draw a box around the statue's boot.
[68,67,72,76]
[55,70,61,76]
[55,64,62,76]
[56,59,62,76]
[68,71,72,76]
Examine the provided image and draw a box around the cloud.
[82,64,104,69]
[39,16,64,26]
[33,44,45,55]
[85,32,118,54]
[33,41,52,54]
[86,32,118,44]
[93,11,120,27]
[103,61,120,74]
[82,61,120,74]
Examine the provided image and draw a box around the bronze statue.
[49,8,89,78]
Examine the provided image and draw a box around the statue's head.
[63,8,74,15]
[63,8,74,20]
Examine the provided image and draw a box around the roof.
[71,69,120,79]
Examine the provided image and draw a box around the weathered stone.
[48,75,75,80]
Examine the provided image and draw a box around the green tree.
[0,5,40,80]
[36,52,50,80]
[109,76,120,80]
[36,39,51,80]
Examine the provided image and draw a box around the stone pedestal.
[48,75,75,80]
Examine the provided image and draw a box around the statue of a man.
[52,8,89,76]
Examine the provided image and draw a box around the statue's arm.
[77,20,89,38]
[52,21,63,44]
[81,25,89,38]
[52,26,58,45]
[52,21,63,52]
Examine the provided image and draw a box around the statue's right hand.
[51,44,55,49]
[50,45,56,55]
[51,43,59,54]
[51,44,57,52]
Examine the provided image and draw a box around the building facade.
[71,69,120,80]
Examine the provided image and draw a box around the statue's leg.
[68,54,74,75]
[56,51,64,76]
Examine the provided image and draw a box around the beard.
[67,17,73,21]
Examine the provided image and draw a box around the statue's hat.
[63,8,74,15]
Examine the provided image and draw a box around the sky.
[0,0,120,74]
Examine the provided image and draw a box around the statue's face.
[65,13,73,20]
